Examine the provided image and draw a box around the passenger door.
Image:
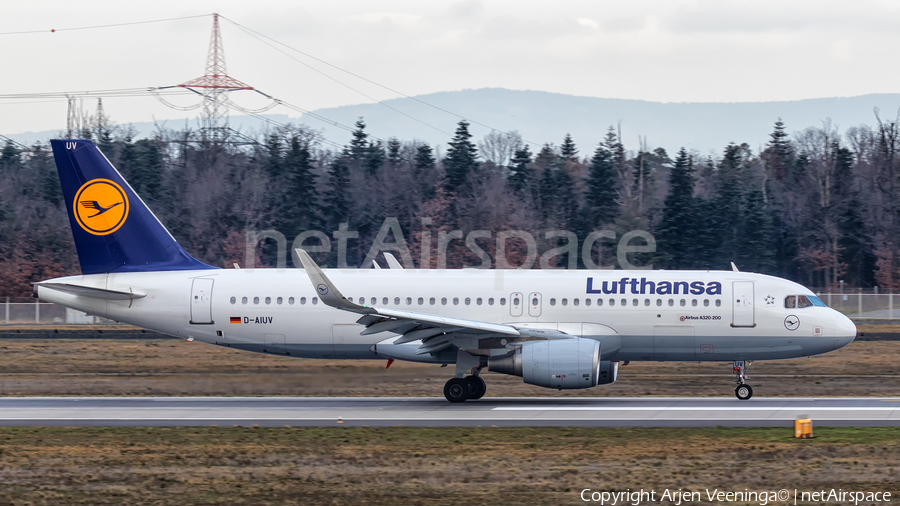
[189,278,214,324]
[731,281,756,328]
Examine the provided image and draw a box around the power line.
[0,14,210,36]
[219,15,538,146]
[221,16,451,139]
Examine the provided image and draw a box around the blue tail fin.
[51,139,215,274]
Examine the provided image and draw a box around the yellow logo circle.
[73,179,129,236]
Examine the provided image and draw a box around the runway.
[0,397,899,427]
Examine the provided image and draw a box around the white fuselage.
[37,268,857,364]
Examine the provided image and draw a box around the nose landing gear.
[733,360,753,400]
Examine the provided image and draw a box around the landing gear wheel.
[444,378,469,403]
[735,384,753,400]
[466,376,486,400]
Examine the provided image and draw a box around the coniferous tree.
[365,140,386,175]
[656,148,694,268]
[324,153,351,229]
[584,142,619,227]
[414,144,436,173]
[282,136,318,232]
[387,138,402,168]
[560,133,578,162]
[739,189,775,272]
[349,118,369,163]
[508,145,532,192]
[444,120,479,193]
[714,143,745,267]
[767,118,793,182]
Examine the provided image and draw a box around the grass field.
[0,426,897,505]
[0,338,897,397]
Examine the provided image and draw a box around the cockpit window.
[807,295,827,307]
[787,294,826,309]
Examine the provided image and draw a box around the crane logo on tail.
[73,179,129,235]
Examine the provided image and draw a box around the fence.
[817,292,898,319]
[1,298,118,325]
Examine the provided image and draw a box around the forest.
[0,110,898,297]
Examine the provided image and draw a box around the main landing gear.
[443,374,486,403]
[733,360,753,400]
[444,350,487,403]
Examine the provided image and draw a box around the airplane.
[35,140,857,403]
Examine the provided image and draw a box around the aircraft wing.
[295,249,571,355]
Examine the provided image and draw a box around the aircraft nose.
[833,313,857,349]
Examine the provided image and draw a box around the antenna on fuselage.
[731,262,740,272]
[383,252,404,269]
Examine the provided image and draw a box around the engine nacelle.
[488,339,618,389]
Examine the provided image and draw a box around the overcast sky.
[2,0,898,136]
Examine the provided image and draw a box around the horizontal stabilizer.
[36,282,146,300]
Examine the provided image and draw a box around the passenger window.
[265,297,271,305]
[500,298,506,305]
[242,297,248,305]
[312,297,318,305]
[465,297,471,305]
[562,298,568,306]
[621,298,627,306]
[585,298,591,306]
[550,298,556,306]
[785,296,796,308]
[656,299,662,306]
[417,297,424,305]
[644,299,650,306]
[453,297,459,305]
[429,297,436,305]
[573,298,580,306]
[597,298,603,306]
[277,297,283,305]
[299,297,305,305]
[442,297,448,305]
[476,298,483,305]
[680,299,686,306]
[406,297,412,305]
[692,299,697,307]
[797,295,814,308]
[488,297,494,305]
[632,299,638,306]
[394,297,400,305]
[371,297,377,305]
[230,296,236,305]
[609,299,615,306]
[383,297,389,305]
[513,296,520,306]
[704,299,709,307]
[288,297,294,305]
[253,297,260,305]
[715,299,721,307]
[668,299,674,306]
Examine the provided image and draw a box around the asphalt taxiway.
[0,397,898,427]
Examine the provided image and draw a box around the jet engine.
[488,338,617,389]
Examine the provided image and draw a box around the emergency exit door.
[190,278,214,324]
[731,281,755,328]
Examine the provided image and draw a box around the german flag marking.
[230,317,241,324]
